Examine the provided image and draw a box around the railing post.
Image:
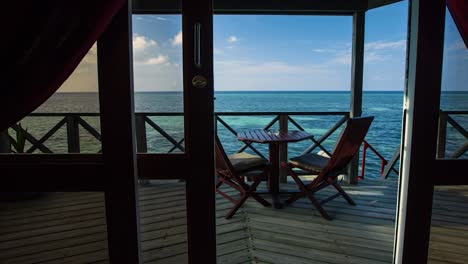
[0,131,9,153]
[135,114,147,153]
[359,142,367,180]
[279,114,288,183]
[66,115,80,153]
[347,11,365,185]
[436,111,447,159]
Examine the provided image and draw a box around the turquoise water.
[17,91,468,178]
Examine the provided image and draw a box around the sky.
[58,0,467,92]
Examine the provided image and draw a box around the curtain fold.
[1,0,126,132]
[446,0,468,48]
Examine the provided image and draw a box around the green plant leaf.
[8,134,19,153]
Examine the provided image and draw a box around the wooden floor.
[0,178,467,264]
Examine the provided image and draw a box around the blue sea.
[18,91,468,178]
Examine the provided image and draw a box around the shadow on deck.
[0,178,467,264]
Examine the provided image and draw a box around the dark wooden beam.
[0,153,102,163]
[0,131,9,153]
[0,162,105,191]
[394,0,446,262]
[0,154,105,191]
[367,0,402,10]
[350,11,365,120]
[137,154,188,179]
[432,159,468,185]
[347,11,365,185]
[97,3,141,263]
[133,0,366,14]
[182,0,217,263]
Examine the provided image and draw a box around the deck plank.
[0,179,467,263]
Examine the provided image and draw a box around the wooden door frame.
[128,0,218,262]
[182,0,217,263]
[97,2,141,263]
[395,0,468,263]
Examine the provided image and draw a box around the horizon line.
[56,89,467,93]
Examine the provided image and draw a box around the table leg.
[268,143,283,209]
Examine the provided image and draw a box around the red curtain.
[446,0,468,48]
[1,1,126,132]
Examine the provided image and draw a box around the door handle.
[194,23,201,68]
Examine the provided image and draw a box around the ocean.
[16,91,468,178]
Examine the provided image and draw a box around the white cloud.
[365,40,406,51]
[328,40,407,65]
[155,16,167,21]
[134,60,182,91]
[227,36,239,43]
[312,49,335,53]
[331,54,351,65]
[213,59,347,91]
[132,34,171,66]
[140,55,169,65]
[172,31,183,46]
[133,34,157,52]
[216,60,323,74]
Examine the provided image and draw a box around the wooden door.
[131,0,217,263]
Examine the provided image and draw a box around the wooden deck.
[0,178,467,264]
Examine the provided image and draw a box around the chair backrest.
[320,116,374,179]
[214,135,236,176]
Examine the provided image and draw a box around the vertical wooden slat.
[97,3,141,263]
[66,115,80,153]
[436,111,447,158]
[394,0,445,263]
[279,114,288,183]
[182,0,217,263]
[347,11,365,184]
[135,114,148,153]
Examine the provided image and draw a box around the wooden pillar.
[279,114,288,183]
[347,11,365,184]
[97,3,141,263]
[395,0,445,262]
[66,115,80,153]
[436,111,447,158]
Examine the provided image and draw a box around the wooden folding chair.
[215,136,271,219]
[283,116,374,220]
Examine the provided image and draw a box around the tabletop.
[237,129,313,144]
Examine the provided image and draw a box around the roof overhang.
[367,0,403,10]
[133,0,402,15]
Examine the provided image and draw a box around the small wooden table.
[237,129,313,208]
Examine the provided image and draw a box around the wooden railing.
[359,140,399,180]
[215,112,349,158]
[4,111,414,182]
[9,113,101,154]
[3,110,465,180]
[8,112,350,154]
[437,110,468,159]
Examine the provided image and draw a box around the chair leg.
[331,181,356,205]
[287,170,332,220]
[250,193,271,207]
[240,172,271,207]
[215,178,223,189]
[285,167,313,204]
[226,194,248,219]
